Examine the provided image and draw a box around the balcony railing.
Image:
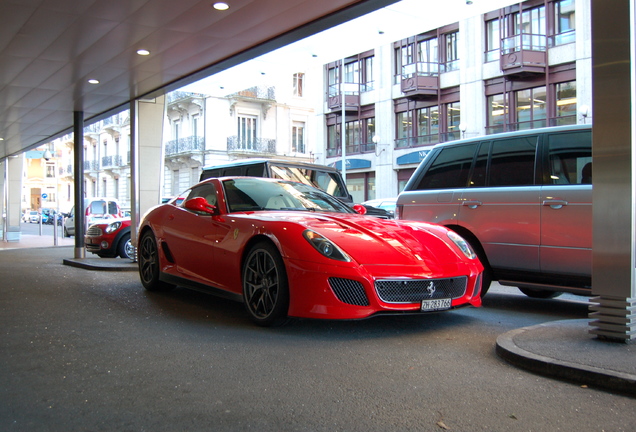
[227,136,276,154]
[228,86,276,101]
[394,133,441,149]
[326,142,376,157]
[327,82,361,111]
[83,160,99,171]
[101,155,123,168]
[165,136,204,156]
[500,33,547,77]
[401,62,440,99]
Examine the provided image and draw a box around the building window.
[172,170,179,196]
[555,81,577,125]
[362,56,374,91]
[45,164,56,178]
[327,124,340,157]
[446,102,461,141]
[502,4,546,54]
[292,122,305,153]
[487,94,508,135]
[114,177,119,199]
[347,172,376,203]
[516,86,547,130]
[395,104,442,149]
[485,18,500,62]
[102,178,107,196]
[442,31,459,72]
[293,73,305,97]
[192,115,200,138]
[173,121,180,141]
[237,115,257,150]
[551,0,576,46]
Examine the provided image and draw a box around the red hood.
[255,211,464,267]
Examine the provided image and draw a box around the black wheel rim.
[244,249,279,319]
[139,235,158,284]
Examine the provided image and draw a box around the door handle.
[542,199,568,209]
[462,200,482,209]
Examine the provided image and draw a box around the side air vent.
[328,278,369,306]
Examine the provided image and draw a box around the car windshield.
[222,178,354,214]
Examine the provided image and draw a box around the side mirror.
[352,204,367,215]
[184,197,218,215]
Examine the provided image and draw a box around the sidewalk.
[0,233,137,271]
[2,232,635,396]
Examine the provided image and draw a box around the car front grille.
[86,226,103,236]
[375,277,467,303]
[328,277,370,306]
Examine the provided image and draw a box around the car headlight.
[447,231,477,260]
[105,221,122,234]
[303,230,350,262]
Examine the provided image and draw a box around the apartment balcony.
[400,62,440,100]
[327,82,360,112]
[101,155,124,169]
[500,33,547,78]
[227,136,276,156]
[165,136,204,156]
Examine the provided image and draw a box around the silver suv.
[397,125,592,298]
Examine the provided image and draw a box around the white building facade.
[317,0,591,203]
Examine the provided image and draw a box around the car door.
[540,130,592,277]
[399,143,478,225]
[161,184,220,286]
[458,136,541,273]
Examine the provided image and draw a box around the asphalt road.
[1,246,634,431]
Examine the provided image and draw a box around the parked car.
[85,218,134,259]
[137,177,483,326]
[64,198,122,237]
[362,197,398,218]
[397,124,592,298]
[200,159,392,219]
[27,211,40,223]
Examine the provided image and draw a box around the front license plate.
[421,298,451,311]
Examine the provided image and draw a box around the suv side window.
[546,131,592,185]
[414,143,477,189]
[488,136,537,186]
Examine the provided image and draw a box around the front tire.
[242,242,289,327]
[138,231,174,292]
[118,232,135,260]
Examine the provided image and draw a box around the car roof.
[201,158,340,173]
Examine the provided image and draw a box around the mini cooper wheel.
[138,231,174,292]
[242,242,289,327]
[118,232,135,260]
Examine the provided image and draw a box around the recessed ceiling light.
[137,49,150,56]
[213,2,229,11]
[88,79,100,84]
[0,137,4,141]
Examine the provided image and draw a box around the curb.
[496,322,636,397]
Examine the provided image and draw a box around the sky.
[181,0,519,96]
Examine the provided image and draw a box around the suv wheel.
[518,287,563,299]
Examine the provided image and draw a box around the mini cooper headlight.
[105,221,122,234]
[447,231,477,260]
[303,230,350,262]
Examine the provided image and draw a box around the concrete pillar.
[588,0,635,342]
[73,111,85,258]
[130,95,166,250]
[2,155,24,242]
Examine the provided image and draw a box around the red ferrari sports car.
[137,177,483,326]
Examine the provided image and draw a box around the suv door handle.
[542,199,568,209]
[462,200,482,209]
